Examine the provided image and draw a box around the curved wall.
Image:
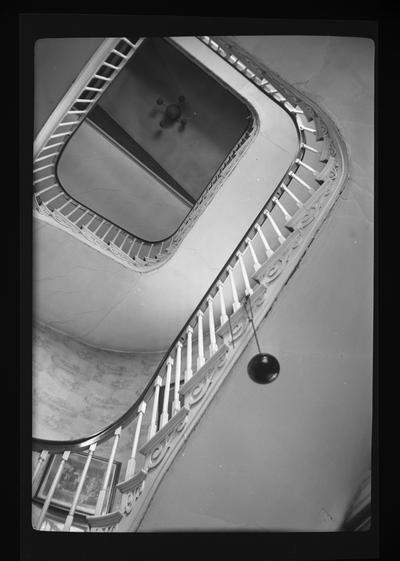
[32,322,164,441]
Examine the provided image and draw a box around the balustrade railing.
[32,35,348,532]
[33,37,256,272]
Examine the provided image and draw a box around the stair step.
[315,156,336,184]
[139,405,190,457]
[215,282,267,342]
[179,344,229,397]
[252,230,303,286]
[86,510,123,531]
[116,468,147,495]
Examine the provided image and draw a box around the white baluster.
[93,73,112,81]
[94,427,122,516]
[125,237,136,255]
[160,357,174,428]
[65,204,81,218]
[281,184,304,208]
[297,116,316,133]
[81,213,97,229]
[237,251,253,296]
[35,183,58,196]
[56,199,73,213]
[45,191,63,205]
[134,240,144,258]
[84,86,103,92]
[301,142,319,153]
[122,37,137,48]
[217,281,228,326]
[111,48,128,59]
[100,223,114,241]
[75,97,96,103]
[33,174,55,185]
[35,451,70,530]
[73,208,90,224]
[146,244,154,259]
[184,326,194,382]
[255,223,274,258]
[34,151,59,163]
[33,163,54,173]
[272,196,292,222]
[93,219,106,234]
[264,210,286,244]
[228,266,241,313]
[32,450,48,488]
[126,401,146,479]
[63,443,97,531]
[289,171,314,193]
[119,233,129,249]
[41,141,64,151]
[102,61,119,70]
[148,376,162,441]
[196,311,205,370]
[207,296,218,357]
[172,343,182,415]
[245,237,261,272]
[58,120,80,126]
[296,158,317,174]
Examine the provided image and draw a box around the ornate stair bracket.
[284,182,331,231]
[52,209,81,233]
[179,344,229,407]
[86,510,123,533]
[216,283,267,346]
[139,406,190,472]
[116,469,148,516]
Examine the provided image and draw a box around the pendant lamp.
[243,295,280,384]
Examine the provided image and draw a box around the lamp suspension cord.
[228,312,235,349]
[244,295,262,354]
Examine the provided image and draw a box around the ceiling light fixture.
[154,95,187,131]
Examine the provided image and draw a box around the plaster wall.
[32,322,164,441]
[136,36,374,531]
[34,38,105,137]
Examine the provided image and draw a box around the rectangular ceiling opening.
[57,38,252,242]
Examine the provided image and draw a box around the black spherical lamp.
[243,296,280,384]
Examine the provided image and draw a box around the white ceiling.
[34,37,298,352]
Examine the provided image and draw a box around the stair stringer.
[116,118,349,531]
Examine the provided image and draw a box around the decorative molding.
[315,156,337,184]
[251,231,302,287]
[52,209,81,233]
[80,225,109,250]
[179,344,229,407]
[116,469,148,515]
[216,283,267,343]
[139,406,190,471]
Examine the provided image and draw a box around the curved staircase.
[32,35,349,532]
